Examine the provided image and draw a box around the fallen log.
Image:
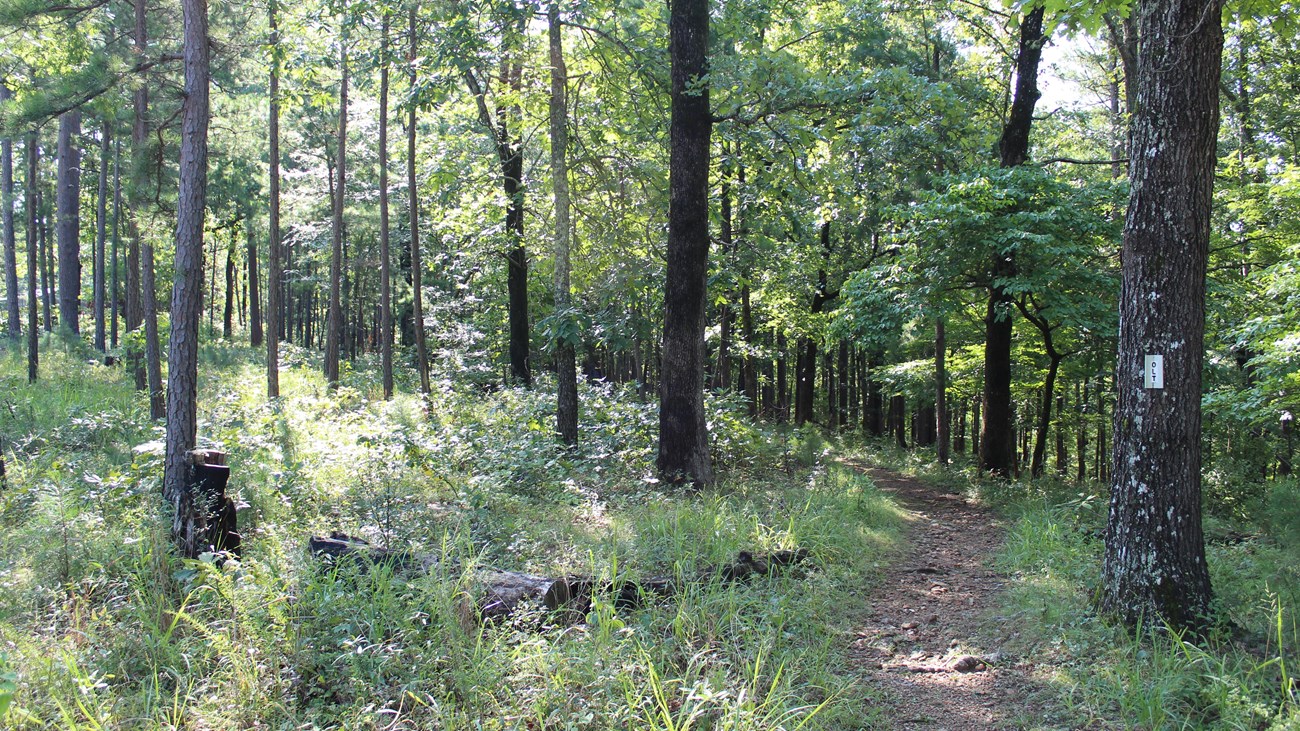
[307,532,809,623]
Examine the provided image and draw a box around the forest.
[1,0,1299,727]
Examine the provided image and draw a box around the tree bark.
[936,318,949,466]
[143,236,164,419]
[94,125,109,351]
[550,4,578,446]
[657,0,713,488]
[1,83,19,340]
[223,230,235,338]
[1102,0,1221,632]
[26,134,39,382]
[39,188,52,331]
[266,0,282,399]
[981,4,1046,478]
[128,0,148,390]
[247,220,261,347]
[110,137,120,348]
[325,22,348,389]
[164,0,212,555]
[378,13,393,400]
[409,5,431,395]
[56,109,82,335]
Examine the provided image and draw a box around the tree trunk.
[164,0,212,555]
[25,134,38,382]
[223,230,235,339]
[110,137,120,348]
[128,0,148,389]
[550,4,578,446]
[94,125,109,351]
[1031,352,1060,478]
[657,0,713,488]
[266,0,282,399]
[56,109,82,335]
[936,317,949,466]
[981,4,1046,479]
[409,5,431,395]
[325,23,348,389]
[1102,0,1221,632]
[1,83,19,340]
[378,14,393,399]
[776,329,788,422]
[503,64,530,387]
[39,189,52,331]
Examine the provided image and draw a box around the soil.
[847,464,1052,730]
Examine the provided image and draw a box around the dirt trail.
[848,464,1047,730]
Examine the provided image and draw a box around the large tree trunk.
[164,0,212,556]
[1,84,19,340]
[1102,0,1221,632]
[657,0,713,488]
[409,5,431,395]
[266,0,282,399]
[502,46,530,387]
[550,4,578,446]
[378,14,393,400]
[325,24,348,389]
[25,134,39,382]
[981,5,1046,478]
[56,109,82,335]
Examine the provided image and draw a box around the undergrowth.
[0,343,904,729]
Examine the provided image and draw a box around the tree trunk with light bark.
[1102,0,1221,632]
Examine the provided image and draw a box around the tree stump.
[178,449,240,559]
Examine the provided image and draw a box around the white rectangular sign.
[1145,354,1164,389]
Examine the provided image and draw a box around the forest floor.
[845,462,1060,730]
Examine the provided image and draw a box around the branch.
[27,53,182,124]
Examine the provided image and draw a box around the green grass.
[0,341,904,729]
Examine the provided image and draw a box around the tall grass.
[0,341,903,729]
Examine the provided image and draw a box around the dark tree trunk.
[657,0,713,488]
[94,126,109,351]
[325,25,348,389]
[2,84,20,340]
[164,0,212,555]
[56,109,82,335]
[981,4,1046,479]
[503,75,530,387]
[248,219,261,347]
[266,0,281,399]
[550,4,578,446]
[795,338,816,426]
[936,318,949,466]
[1102,0,1221,632]
[1077,380,1088,481]
[378,13,393,399]
[409,6,431,395]
[891,395,907,449]
[837,341,850,430]
[776,329,788,422]
[223,231,235,339]
[26,134,39,382]
[128,0,148,390]
[110,137,120,348]
[1055,394,1067,474]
